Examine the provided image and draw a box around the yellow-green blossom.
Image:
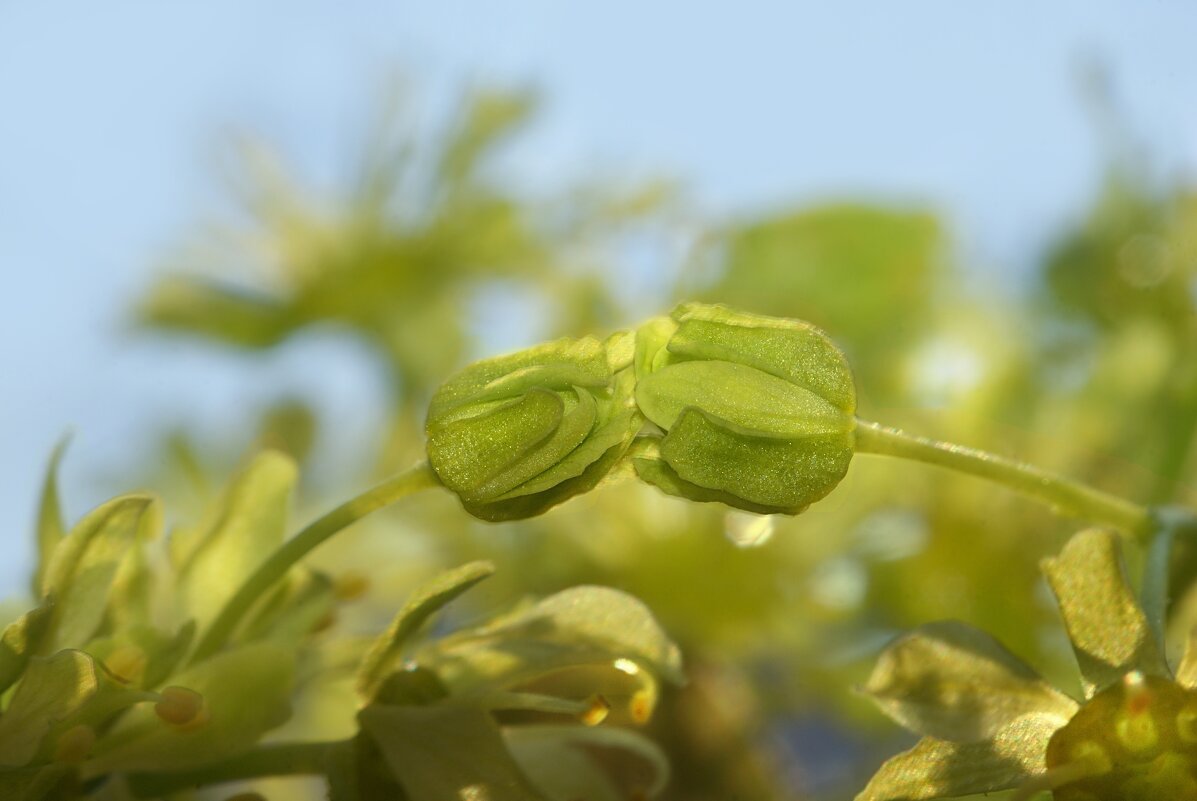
[858,528,1197,801]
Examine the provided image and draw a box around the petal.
[659,408,852,512]
[359,704,549,801]
[1041,529,1168,697]
[862,621,1077,742]
[635,360,851,437]
[426,585,684,691]
[505,725,670,801]
[356,561,495,701]
[427,389,563,497]
[856,712,1061,801]
[667,302,856,413]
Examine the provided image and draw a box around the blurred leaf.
[88,641,295,772]
[505,725,671,801]
[856,713,1060,801]
[428,585,684,692]
[359,704,548,801]
[42,496,154,650]
[0,651,99,767]
[861,620,1077,742]
[1044,180,1197,332]
[357,561,495,701]
[33,438,69,596]
[84,622,195,690]
[1041,528,1167,697]
[438,88,536,189]
[0,600,55,695]
[241,567,335,646]
[138,277,292,349]
[690,204,942,394]
[174,450,297,629]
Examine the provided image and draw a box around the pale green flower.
[633,302,856,515]
[426,332,641,521]
[859,528,1197,801]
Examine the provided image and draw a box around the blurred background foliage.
[103,83,1197,800]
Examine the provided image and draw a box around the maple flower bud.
[633,303,856,515]
[426,332,640,521]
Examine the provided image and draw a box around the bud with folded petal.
[632,302,856,515]
[426,332,640,521]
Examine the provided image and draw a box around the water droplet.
[724,511,775,548]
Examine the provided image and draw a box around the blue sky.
[0,1,1194,595]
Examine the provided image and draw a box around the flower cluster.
[0,450,682,801]
[858,528,1197,801]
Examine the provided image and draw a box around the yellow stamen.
[630,688,655,724]
[155,686,207,728]
[581,694,610,726]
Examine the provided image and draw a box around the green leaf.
[33,438,69,597]
[0,600,55,695]
[41,495,154,650]
[359,704,548,801]
[428,586,684,692]
[175,450,298,629]
[861,621,1077,742]
[0,650,100,767]
[356,561,495,701]
[505,725,670,801]
[87,641,295,773]
[1041,529,1168,698]
[855,713,1060,800]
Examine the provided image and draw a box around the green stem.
[126,740,342,797]
[1141,521,1174,643]
[191,461,439,663]
[1140,507,1197,641]
[853,420,1154,539]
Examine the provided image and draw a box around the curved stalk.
[1140,507,1197,640]
[853,420,1154,539]
[191,461,440,663]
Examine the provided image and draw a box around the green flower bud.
[632,302,856,514]
[426,332,640,521]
